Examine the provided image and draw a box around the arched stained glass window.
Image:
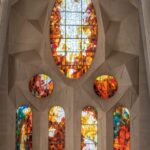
[48,106,65,150]
[113,106,130,150]
[16,105,32,150]
[81,106,98,150]
[50,0,98,79]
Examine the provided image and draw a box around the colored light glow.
[81,106,97,150]
[16,105,32,150]
[50,0,98,79]
[49,106,65,150]
[29,74,54,99]
[113,106,130,150]
[94,75,118,99]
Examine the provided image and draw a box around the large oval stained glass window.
[50,0,98,79]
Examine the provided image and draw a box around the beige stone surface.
[0,0,150,150]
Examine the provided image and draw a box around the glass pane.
[50,25,65,39]
[81,107,97,125]
[51,39,66,52]
[66,51,82,65]
[81,125,97,144]
[66,39,81,52]
[53,51,66,65]
[53,0,66,11]
[81,107,97,150]
[82,12,97,25]
[16,105,32,150]
[82,52,95,66]
[82,0,92,12]
[66,65,83,78]
[49,143,65,150]
[49,106,65,150]
[58,65,66,75]
[81,143,97,150]
[29,74,54,98]
[48,125,65,143]
[94,75,118,99]
[66,12,81,25]
[82,26,97,39]
[113,106,130,150]
[50,11,65,25]
[82,65,90,74]
[82,39,97,52]
[49,106,65,124]
[66,26,82,38]
[66,0,81,12]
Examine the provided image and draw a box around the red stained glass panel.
[94,75,118,99]
[49,106,65,150]
[113,106,130,150]
[16,105,32,150]
[29,74,54,99]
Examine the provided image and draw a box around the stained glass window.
[50,0,98,79]
[94,75,118,99]
[113,106,130,150]
[29,74,54,99]
[48,106,65,150]
[81,106,98,150]
[16,105,32,150]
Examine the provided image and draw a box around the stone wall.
[139,0,150,149]
[0,0,150,150]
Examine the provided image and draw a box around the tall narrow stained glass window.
[50,0,98,78]
[16,105,32,150]
[81,106,98,150]
[113,106,130,150]
[48,106,65,150]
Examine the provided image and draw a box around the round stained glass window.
[94,75,118,99]
[29,74,54,98]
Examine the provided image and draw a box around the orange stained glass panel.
[50,0,98,79]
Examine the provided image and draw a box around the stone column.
[139,1,150,149]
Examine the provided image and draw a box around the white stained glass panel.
[81,144,97,150]
[66,13,82,25]
[60,25,66,38]
[66,39,81,52]
[66,0,81,12]
[66,26,82,38]
[60,12,66,25]
[55,39,66,51]
[59,0,66,11]
[82,0,92,12]
[66,52,82,65]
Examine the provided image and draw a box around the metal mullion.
[61,64,91,66]
[65,0,67,75]
[60,24,96,26]
[61,65,83,67]
[50,37,97,40]
[60,10,82,13]
[81,0,83,69]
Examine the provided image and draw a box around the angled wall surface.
[0,0,150,150]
